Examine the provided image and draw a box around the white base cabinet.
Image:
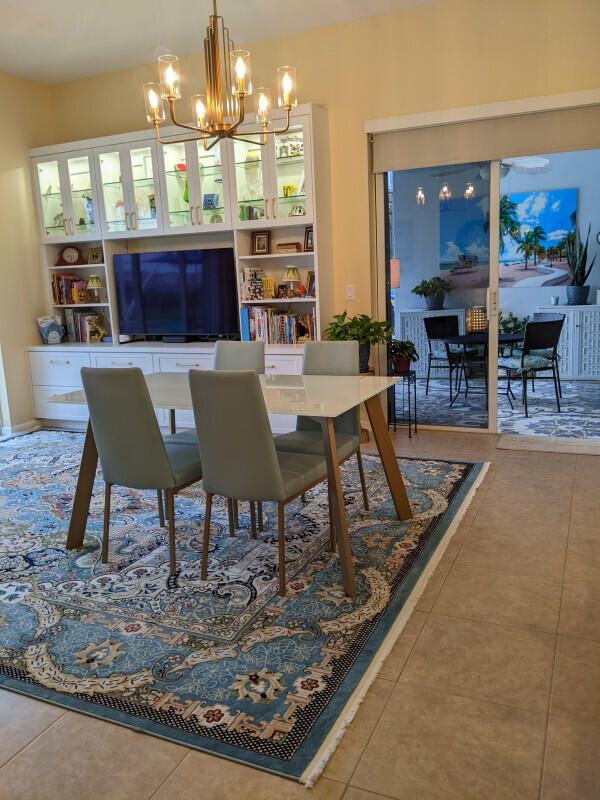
[537,305,600,379]
[28,344,303,433]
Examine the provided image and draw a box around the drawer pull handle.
[266,364,277,369]
[49,359,71,365]
[111,361,134,366]
[175,362,202,367]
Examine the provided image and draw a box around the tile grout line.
[0,709,68,771]
[146,749,193,800]
[536,459,575,800]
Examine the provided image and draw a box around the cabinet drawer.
[30,352,91,387]
[33,385,89,421]
[92,353,155,373]
[154,353,214,373]
[264,355,302,376]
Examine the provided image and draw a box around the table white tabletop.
[50,372,401,418]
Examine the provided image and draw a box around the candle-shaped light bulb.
[165,64,177,94]
[158,55,180,99]
[230,51,252,96]
[282,72,292,104]
[143,82,165,123]
[196,100,205,121]
[148,89,158,110]
[235,57,245,80]
[276,66,297,107]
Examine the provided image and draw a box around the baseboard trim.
[1,420,41,436]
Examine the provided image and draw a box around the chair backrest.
[81,367,175,489]
[532,312,565,324]
[214,340,265,373]
[522,320,564,358]
[423,315,459,352]
[297,341,359,435]
[189,370,285,501]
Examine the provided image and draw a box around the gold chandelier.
[143,0,297,151]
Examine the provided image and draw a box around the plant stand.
[387,370,417,438]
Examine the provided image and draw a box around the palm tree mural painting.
[484,194,520,255]
[530,225,547,265]
[516,230,537,270]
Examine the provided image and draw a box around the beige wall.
[3,0,599,425]
[0,72,55,429]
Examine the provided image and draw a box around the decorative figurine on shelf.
[149,193,156,218]
[289,204,305,217]
[297,283,306,297]
[74,280,91,304]
[283,185,297,197]
[85,196,95,224]
[203,193,219,210]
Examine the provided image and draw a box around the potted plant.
[324,311,392,372]
[411,277,453,310]
[566,224,597,305]
[389,339,418,374]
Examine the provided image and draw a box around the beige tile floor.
[1,430,599,799]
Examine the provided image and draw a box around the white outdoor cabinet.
[538,304,600,379]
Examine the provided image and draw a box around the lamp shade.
[87,275,104,290]
[283,266,300,282]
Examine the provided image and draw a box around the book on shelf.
[63,308,104,343]
[241,267,265,301]
[243,307,315,344]
[51,273,91,304]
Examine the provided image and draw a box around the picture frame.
[277,284,287,298]
[252,231,271,255]
[87,247,104,264]
[304,226,314,252]
[306,270,315,295]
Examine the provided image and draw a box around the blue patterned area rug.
[0,431,487,784]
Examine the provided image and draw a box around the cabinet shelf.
[238,252,313,260]
[48,264,106,270]
[241,298,316,305]
[53,303,109,308]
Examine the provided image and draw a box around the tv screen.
[113,248,239,337]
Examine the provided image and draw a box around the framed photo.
[252,231,271,255]
[277,284,287,298]
[306,270,315,295]
[88,247,104,264]
[303,226,314,252]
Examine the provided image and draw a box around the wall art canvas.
[439,195,490,289]
[498,189,577,287]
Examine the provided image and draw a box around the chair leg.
[227,498,235,536]
[555,358,563,398]
[156,489,165,527]
[250,501,257,539]
[233,500,239,528]
[166,489,176,577]
[531,373,536,393]
[201,492,213,581]
[327,480,336,553]
[258,501,264,531]
[102,482,111,563]
[552,367,561,413]
[356,449,369,511]
[522,372,529,417]
[278,501,286,596]
[425,356,432,395]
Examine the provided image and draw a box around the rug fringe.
[301,461,491,788]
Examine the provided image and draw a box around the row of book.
[241,307,315,344]
[238,204,265,221]
[52,273,88,305]
[63,308,104,343]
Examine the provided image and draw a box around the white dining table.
[51,372,412,597]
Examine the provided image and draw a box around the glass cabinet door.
[162,141,195,230]
[196,141,228,227]
[233,137,268,224]
[35,159,68,239]
[272,120,312,222]
[129,145,160,233]
[66,154,97,238]
[97,150,128,235]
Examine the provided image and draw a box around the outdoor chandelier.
[143,0,297,151]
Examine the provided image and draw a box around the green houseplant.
[411,277,453,310]
[324,311,392,372]
[389,339,418,374]
[565,224,597,305]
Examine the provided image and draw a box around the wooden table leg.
[320,417,356,597]
[364,394,412,521]
[169,409,176,434]
[66,420,99,549]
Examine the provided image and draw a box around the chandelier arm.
[272,107,292,135]
[218,94,247,139]
[230,133,268,145]
[168,100,213,135]
[154,122,214,145]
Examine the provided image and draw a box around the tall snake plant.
[566,224,597,286]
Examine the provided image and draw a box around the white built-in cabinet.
[538,305,600,379]
[32,151,101,243]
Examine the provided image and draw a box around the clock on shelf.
[55,245,87,266]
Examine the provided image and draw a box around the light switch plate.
[345,284,355,300]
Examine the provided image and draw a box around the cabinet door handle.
[196,205,202,225]
[132,210,138,230]
[49,359,71,365]
[125,212,131,231]
[111,361,134,366]
[175,362,202,367]
[70,217,75,235]
[272,197,278,218]
[63,218,69,235]
[265,198,270,219]
[190,206,196,226]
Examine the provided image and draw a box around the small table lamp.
[466,305,488,333]
[87,274,105,302]
[283,265,300,297]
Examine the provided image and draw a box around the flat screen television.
[113,248,239,338]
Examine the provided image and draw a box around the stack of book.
[241,267,265,300]
[51,273,88,305]
[239,205,264,221]
[241,307,315,344]
[63,308,103,343]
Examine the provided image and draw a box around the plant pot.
[359,342,371,373]
[566,285,590,305]
[392,357,411,374]
[425,294,445,310]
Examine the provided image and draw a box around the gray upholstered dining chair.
[189,369,329,596]
[273,341,369,540]
[80,367,203,577]
[168,340,265,533]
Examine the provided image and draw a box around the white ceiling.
[1,0,446,84]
